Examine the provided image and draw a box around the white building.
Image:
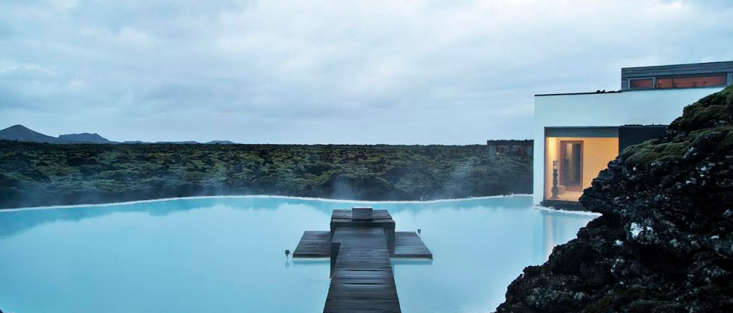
[533,61,733,207]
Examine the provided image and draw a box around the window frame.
[628,77,656,90]
[655,73,727,89]
[558,140,583,191]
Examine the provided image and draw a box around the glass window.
[629,78,653,89]
[657,74,726,89]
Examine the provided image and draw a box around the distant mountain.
[58,133,111,144]
[0,125,112,144]
[206,140,237,144]
[0,124,238,144]
[0,125,61,143]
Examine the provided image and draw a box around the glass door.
[559,141,582,190]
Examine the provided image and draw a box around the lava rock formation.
[496,86,733,313]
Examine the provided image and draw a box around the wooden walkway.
[292,208,432,313]
[325,227,400,313]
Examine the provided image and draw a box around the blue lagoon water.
[0,195,597,313]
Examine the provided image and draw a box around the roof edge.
[621,60,733,71]
[535,90,621,97]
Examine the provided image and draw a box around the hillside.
[0,124,242,145]
[58,133,111,144]
[0,143,531,209]
[496,86,733,312]
[0,125,61,143]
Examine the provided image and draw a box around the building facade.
[533,61,733,206]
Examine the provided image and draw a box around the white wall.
[532,87,723,205]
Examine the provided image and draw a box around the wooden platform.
[393,232,433,258]
[293,231,331,258]
[293,231,432,259]
[292,208,432,313]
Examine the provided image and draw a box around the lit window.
[544,136,618,202]
[657,74,726,89]
[629,78,653,89]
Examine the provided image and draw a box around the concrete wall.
[533,87,724,205]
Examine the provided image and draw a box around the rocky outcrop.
[496,85,733,313]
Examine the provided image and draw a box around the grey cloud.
[0,0,732,143]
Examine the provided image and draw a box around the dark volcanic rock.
[496,85,733,313]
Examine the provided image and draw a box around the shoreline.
[0,193,532,212]
[534,205,601,217]
[0,193,600,216]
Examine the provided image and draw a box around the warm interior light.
[544,136,619,201]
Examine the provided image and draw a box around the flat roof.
[535,85,725,97]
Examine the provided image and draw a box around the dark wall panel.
[619,125,667,152]
[545,127,618,138]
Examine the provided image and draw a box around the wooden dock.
[293,208,432,313]
[326,227,400,313]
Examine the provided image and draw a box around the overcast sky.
[1,0,732,144]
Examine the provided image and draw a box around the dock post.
[330,242,341,279]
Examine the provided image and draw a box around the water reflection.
[0,195,532,238]
[540,209,596,259]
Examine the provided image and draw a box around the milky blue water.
[0,195,597,313]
